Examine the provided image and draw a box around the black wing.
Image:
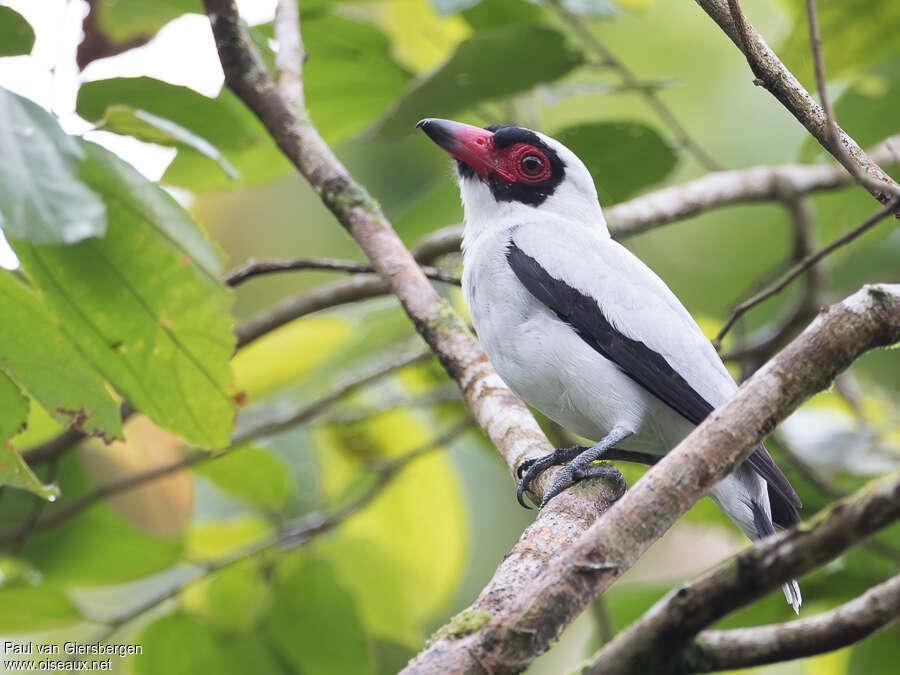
[506,242,801,526]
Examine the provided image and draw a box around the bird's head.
[416,118,605,236]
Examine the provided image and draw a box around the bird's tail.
[749,498,802,614]
[710,469,802,614]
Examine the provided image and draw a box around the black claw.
[515,446,586,510]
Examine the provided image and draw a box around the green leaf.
[0,369,28,442]
[779,0,900,84]
[554,121,678,202]
[0,583,78,632]
[798,56,900,162]
[0,273,122,441]
[183,561,272,634]
[12,452,182,584]
[100,106,239,179]
[12,142,235,448]
[266,557,374,675]
[0,7,35,56]
[0,88,106,245]
[370,25,583,139]
[93,0,199,45]
[77,77,292,192]
[77,77,262,153]
[194,445,293,510]
[0,445,59,501]
[136,613,287,675]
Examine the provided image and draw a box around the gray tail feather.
[750,499,802,614]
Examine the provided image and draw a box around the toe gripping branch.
[515,427,635,509]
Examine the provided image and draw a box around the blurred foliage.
[0,0,897,674]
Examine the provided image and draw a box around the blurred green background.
[0,0,898,673]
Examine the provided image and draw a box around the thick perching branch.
[404,284,900,674]
[581,471,900,674]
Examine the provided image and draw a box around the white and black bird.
[417,117,803,612]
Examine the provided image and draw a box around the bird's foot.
[516,427,632,509]
[516,445,586,508]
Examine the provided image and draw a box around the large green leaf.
[304,14,411,142]
[12,142,235,448]
[779,0,900,84]
[554,121,679,203]
[265,557,374,675]
[93,0,200,44]
[0,88,106,245]
[100,106,239,179]
[0,273,121,441]
[77,77,261,152]
[136,613,286,675]
[0,7,35,56]
[370,25,583,139]
[798,56,900,162]
[77,77,291,192]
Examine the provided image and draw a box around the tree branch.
[223,256,460,287]
[714,199,897,347]
[582,474,900,674]
[685,573,900,671]
[695,0,900,209]
[404,284,900,673]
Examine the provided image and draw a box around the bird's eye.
[519,154,545,178]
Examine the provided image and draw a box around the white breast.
[462,225,691,454]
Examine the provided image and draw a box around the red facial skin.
[423,120,551,183]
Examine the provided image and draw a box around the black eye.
[519,154,545,178]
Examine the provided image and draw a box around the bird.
[416,117,803,613]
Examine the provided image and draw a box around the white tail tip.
[783,579,802,614]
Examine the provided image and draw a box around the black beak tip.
[415,118,433,131]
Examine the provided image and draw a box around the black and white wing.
[507,223,800,527]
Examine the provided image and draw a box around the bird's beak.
[416,118,508,180]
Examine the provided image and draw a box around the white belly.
[464,240,692,454]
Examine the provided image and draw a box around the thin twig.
[804,0,900,207]
[223,256,460,287]
[697,0,900,209]
[723,196,825,362]
[682,573,900,672]
[714,199,897,347]
[547,0,722,171]
[0,350,432,546]
[85,419,471,643]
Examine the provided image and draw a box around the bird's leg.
[517,426,633,509]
